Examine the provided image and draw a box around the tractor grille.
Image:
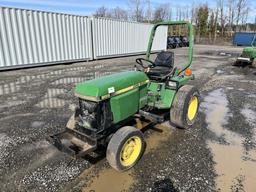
[78,99,100,130]
[77,99,113,132]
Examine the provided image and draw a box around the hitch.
[46,129,97,158]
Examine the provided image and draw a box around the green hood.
[75,71,149,101]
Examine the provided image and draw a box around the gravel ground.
[0,45,255,192]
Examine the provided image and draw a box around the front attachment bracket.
[46,129,97,158]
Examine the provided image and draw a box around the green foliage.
[196,5,209,37]
[209,11,215,35]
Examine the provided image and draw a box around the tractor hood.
[241,47,256,58]
[75,71,149,101]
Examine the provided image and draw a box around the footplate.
[46,129,97,158]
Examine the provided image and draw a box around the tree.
[241,6,249,31]
[218,0,225,36]
[196,5,209,40]
[211,2,219,43]
[94,6,108,17]
[145,0,152,23]
[111,7,128,20]
[128,0,144,22]
[209,11,216,41]
[94,6,128,20]
[227,0,236,31]
[236,0,248,31]
[153,4,170,22]
[190,3,197,24]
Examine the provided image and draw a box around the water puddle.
[51,77,90,85]
[216,69,224,74]
[36,88,66,108]
[84,168,134,192]
[202,88,256,191]
[0,82,21,95]
[36,98,66,108]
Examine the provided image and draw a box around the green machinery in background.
[47,21,200,171]
[235,34,256,67]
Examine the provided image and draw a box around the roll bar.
[146,21,194,75]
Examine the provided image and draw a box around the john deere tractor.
[235,34,256,67]
[47,21,200,171]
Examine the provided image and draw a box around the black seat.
[147,51,174,80]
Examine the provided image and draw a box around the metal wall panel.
[0,7,93,69]
[0,7,168,69]
[92,18,167,59]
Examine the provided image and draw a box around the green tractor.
[235,34,256,67]
[47,21,200,171]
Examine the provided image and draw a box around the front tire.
[233,60,241,66]
[106,126,145,172]
[170,85,200,129]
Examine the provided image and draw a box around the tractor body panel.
[241,47,256,59]
[75,71,149,101]
[147,73,194,109]
[171,73,194,87]
[147,82,176,109]
[110,88,140,123]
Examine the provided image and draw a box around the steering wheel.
[135,58,156,72]
[136,58,156,68]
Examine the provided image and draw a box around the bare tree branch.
[128,0,144,22]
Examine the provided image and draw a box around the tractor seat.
[147,51,174,80]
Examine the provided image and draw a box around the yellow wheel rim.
[120,136,142,167]
[187,96,198,121]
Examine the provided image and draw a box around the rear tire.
[170,85,200,129]
[106,126,145,172]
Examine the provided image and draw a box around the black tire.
[106,126,145,172]
[170,85,200,129]
[233,60,241,66]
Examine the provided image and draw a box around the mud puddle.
[202,88,256,191]
[144,123,173,153]
[79,123,173,192]
[84,168,134,192]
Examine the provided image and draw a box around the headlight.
[168,81,177,88]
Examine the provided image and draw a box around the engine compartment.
[76,99,112,132]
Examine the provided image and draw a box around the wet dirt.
[1,44,256,191]
[144,123,173,153]
[82,164,134,192]
[202,89,256,192]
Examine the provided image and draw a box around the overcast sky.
[0,0,255,22]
